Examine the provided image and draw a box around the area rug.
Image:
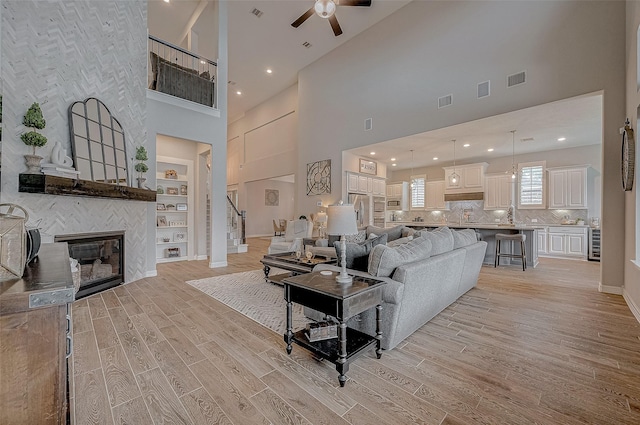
[187,269,308,334]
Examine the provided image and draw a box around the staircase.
[227,194,248,254]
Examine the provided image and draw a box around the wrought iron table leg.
[263,264,270,282]
[284,286,293,354]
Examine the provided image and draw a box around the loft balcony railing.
[148,35,217,108]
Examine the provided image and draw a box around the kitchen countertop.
[387,221,590,230]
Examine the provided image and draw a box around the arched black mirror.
[68,98,129,185]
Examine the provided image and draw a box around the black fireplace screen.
[55,231,124,299]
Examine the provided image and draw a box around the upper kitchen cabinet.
[484,173,515,210]
[547,165,588,209]
[346,171,386,195]
[443,163,488,193]
[425,180,448,210]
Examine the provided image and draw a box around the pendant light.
[410,149,415,188]
[509,130,517,179]
[449,140,460,185]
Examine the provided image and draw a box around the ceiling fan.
[291,0,372,37]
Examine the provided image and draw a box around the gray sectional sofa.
[310,226,487,351]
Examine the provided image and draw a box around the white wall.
[244,179,295,237]
[296,0,626,291]
[624,1,640,321]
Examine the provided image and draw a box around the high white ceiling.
[148,1,602,169]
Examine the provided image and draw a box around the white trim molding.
[145,270,158,278]
[147,89,221,117]
[624,288,640,324]
[599,282,624,295]
[209,260,228,268]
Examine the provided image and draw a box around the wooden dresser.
[0,243,74,425]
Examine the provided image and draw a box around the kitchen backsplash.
[388,201,590,226]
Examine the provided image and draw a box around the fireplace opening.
[54,231,125,299]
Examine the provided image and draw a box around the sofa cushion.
[401,227,417,238]
[368,236,433,277]
[366,225,404,242]
[421,226,454,256]
[334,233,388,271]
[452,229,478,249]
[386,235,414,247]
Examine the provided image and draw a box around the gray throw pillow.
[421,226,454,256]
[452,229,478,249]
[366,225,404,242]
[386,235,413,247]
[334,233,388,271]
[368,236,433,277]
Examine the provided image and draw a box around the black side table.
[282,271,385,387]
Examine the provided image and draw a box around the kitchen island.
[388,221,539,268]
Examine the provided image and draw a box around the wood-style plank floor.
[70,237,640,425]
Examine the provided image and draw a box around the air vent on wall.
[477,81,490,98]
[251,8,264,18]
[508,71,526,87]
[364,118,372,131]
[438,94,453,109]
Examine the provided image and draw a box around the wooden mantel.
[19,173,157,202]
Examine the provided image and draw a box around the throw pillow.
[452,229,478,249]
[345,229,367,244]
[401,227,416,238]
[334,233,388,271]
[368,236,433,278]
[386,235,414,247]
[366,225,404,242]
[421,226,454,256]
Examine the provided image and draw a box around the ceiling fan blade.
[291,7,315,28]
[338,0,372,7]
[328,15,343,36]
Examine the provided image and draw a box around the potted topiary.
[134,146,149,188]
[21,102,47,173]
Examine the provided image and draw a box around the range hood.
[444,192,484,202]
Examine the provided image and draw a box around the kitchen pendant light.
[509,130,517,179]
[449,140,460,185]
[410,150,415,188]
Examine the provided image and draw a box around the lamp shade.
[314,0,336,18]
[327,204,358,236]
[316,212,328,224]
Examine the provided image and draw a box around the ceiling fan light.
[315,0,336,18]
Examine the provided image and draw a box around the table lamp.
[316,212,328,239]
[327,201,358,285]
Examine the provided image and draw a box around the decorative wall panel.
[0,1,150,281]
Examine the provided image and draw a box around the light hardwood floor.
[70,238,640,425]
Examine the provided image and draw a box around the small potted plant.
[21,102,48,173]
[134,146,149,188]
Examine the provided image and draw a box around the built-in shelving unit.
[156,156,194,263]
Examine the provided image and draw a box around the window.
[518,161,546,209]
[411,175,425,209]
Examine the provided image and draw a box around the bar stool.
[494,233,527,271]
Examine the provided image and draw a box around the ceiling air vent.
[438,94,453,109]
[251,8,264,18]
[521,137,535,142]
[228,80,236,86]
[302,41,312,48]
[507,71,526,87]
[477,81,490,98]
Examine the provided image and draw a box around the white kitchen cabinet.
[425,180,448,210]
[358,175,369,193]
[537,228,548,255]
[443,163,488,192]
[347,172,360,193]
[347,172,386,195]
[546,226,587,259]
[484,173,515,210]
[547,165,588,209]
[372,178,386,196]
[386,182,409,210]
[156,156,194,263]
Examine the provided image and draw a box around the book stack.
[40,163,81,179]
[305,320,338,342]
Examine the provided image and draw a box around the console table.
[0,243,74,424]
[282,271,384,387]
[260,252,336,285]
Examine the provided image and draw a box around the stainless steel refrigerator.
[348,193,370,228]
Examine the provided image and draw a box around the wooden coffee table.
[282,271,385,387]
[260,252,336,285]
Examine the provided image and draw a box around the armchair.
[268,219,313,255]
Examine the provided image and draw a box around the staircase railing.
[227,195,246,244]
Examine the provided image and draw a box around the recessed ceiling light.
[392,163,397,167]
[487,148,494,152]
[163,0,170,3]
[370,151,375,155]
[433,157,438,160]
[390,157,396,161]
[236,91,242,95]
[200,60,206,64]
[463,143,470,147]
[557,137,566,141]
[266,69,272,74]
